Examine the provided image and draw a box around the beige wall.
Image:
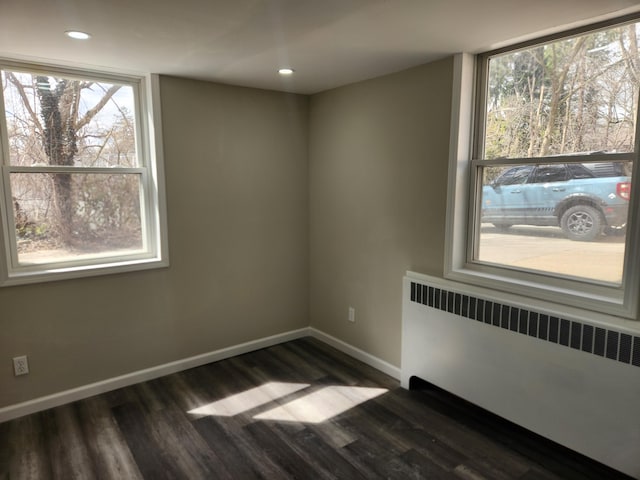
[309,58,454,366]
[0,77,310,408]
[1,58,455,409]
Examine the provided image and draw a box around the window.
[445,15,640,319]
[0,61,168,285]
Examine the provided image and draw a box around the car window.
[530,165,568,183]
[494,166,533,186]
[567,164,596,179]
[583,162,628,177]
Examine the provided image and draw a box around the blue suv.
[481,163,630,241]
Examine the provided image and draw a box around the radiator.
[401,271,640,478]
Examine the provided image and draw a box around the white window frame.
[444,15,640,322]
[0,60,169,286]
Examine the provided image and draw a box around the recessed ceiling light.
[278,68,294,75]
[65,30,91,40]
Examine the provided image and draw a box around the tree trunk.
[37,77,78,245]
[539,38,587,156]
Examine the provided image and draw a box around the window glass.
[0,63,166,284]
[472,20,639,288]
[530,165,568,183]
[2,72,138,168]
[484,24,638,159]
[566,164,595,179]
[492,165,533,186]
[10,173,143,265]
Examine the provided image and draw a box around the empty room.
[1,1,640,478]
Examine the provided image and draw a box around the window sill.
[0,256,169,287]
[449,262,629,311]
[425,269,640,334]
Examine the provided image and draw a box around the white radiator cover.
[401,272,640,478]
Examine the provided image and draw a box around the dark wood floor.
[0,337,633,480]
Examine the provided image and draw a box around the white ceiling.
[2,0,640,94]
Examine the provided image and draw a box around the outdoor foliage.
[2,71,142,257]
[484,23,640,167]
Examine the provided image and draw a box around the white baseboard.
[0,327,400,423]
[0,327,310,423]
[308,328,401,380]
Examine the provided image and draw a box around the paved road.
[477,225,625,284]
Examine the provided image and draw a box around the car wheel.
[560,205,603,241]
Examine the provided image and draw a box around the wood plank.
[376,388,534,478]
[272,421,368,479]
[400,448,461,480]
[192,416,269,480]
[75,395,143,480]
[2,413,52,480]
[111,402,185,480]
[42,405,99,479]
[242,421,322,479]
[1,338,634,480]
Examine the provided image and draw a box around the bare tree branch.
[5,72,42,133]
[75,84,121,131]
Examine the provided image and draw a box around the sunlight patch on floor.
[253,386,388,424]
[188,382,389,424]
[188,382,309,417]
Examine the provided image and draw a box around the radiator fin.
[409,282,640,368]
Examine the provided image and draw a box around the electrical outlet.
[348,306,355,322]
[13,356,29,376]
